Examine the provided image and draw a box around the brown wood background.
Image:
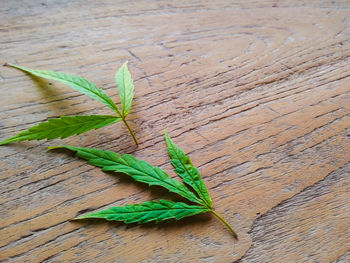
[1,1,350,262]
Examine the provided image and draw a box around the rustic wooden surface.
[1,1,350,262]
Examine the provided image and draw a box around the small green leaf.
[78,199,210,224]
[50,145,205,205]
[6,63,139,145]
[115,62,134,118]
[164,131,212,208]
[0,115,120,145]
[8,64,121,114]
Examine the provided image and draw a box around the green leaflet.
[49,145,205,206]
[115,62,134,118]
[8,64,120,113]
[0,115,120,145]
[78,199,210,224]
[164,131,212,208]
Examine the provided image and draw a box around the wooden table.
[1,1,349,262]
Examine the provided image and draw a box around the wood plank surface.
[1,1,349,262]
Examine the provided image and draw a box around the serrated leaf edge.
[164,131,213,208]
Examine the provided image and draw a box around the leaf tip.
[0,137,14,145]
[163,130,171,141]
[72,213,90,220]
[47,146,62,150]
[4,63,16,68]
[0,140,9,146]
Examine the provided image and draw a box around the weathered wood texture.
[1,1,349,262]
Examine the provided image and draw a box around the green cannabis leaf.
[1,63,138,145]
[50,132,238,239]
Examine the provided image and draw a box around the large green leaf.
[78,199,210,223]
[49,145,205,205]
[164,131,212,208]
[8,64,121,113]
[115,62,134,118]
[0,115,120,145]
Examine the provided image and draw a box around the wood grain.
[1,0,350,262]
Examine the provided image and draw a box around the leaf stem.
[122,119,138,145]
[211,210,238,239]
